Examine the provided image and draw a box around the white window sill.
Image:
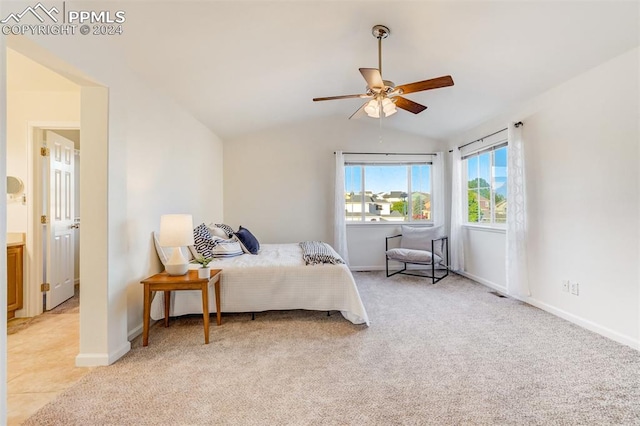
[462,223,506,234]
[346,222,434,227]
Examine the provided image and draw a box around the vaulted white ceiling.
[120,1,639,140]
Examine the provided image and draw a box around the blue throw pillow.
[234,226,260,255]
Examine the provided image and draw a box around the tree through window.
[464,145,507,225]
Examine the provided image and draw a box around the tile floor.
[7,307,92,425]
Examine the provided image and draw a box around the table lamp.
[159,214,194,275]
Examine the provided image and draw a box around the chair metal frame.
[385,234,450,284]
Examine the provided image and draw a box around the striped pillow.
[209,236,243,258]
[194,223,243,258]
[193,223,215,258]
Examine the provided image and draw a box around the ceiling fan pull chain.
[379,107,383,143]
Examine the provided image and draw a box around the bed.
[150,243,370,325]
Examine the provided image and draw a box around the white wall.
[121,79,225,339]
[224,116,444,269]
[447,47,639,348]
[461,227,506,290]
[7,33,225,365]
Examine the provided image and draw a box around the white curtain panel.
[334,151,350,265]
[449,148,464,271]
[506,123,530,297]
[432,152,445,227]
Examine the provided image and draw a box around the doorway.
[36,127,80,313]
[22,124,81,317]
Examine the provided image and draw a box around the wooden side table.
[140,269,222,346]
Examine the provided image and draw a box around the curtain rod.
[334,152,437,155]
[448,121,523,153]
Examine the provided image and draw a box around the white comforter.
[150,243,369,325]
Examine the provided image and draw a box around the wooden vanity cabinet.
[7,244,24,319]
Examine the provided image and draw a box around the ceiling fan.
[313,25,454,119]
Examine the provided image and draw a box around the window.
[463,144,507,225]
[345,162,432,223]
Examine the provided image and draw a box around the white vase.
[198,267,211,279]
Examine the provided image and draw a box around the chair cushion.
[400,225,445,258]
[386,248,442,264]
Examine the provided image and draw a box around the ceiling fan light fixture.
[383,104,397,117]
[364,99,380,117]
[382,97,397,117]
[364,97,397,118]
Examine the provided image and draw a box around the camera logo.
[1,2,59,24]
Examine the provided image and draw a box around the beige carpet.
[24,272,640,425]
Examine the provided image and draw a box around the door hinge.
[40,215,48,224]
[41,283,50,292]
[40,147,50,156]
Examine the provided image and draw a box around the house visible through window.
[463,144,507,225]
[344,162,432,223]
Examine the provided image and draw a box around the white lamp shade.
[365,99,380,118]
[382,97,397,116]
[159,214,195,247]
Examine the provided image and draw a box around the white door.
[44,131,75,310]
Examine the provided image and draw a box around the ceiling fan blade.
[349,102,368,120]
[359,68,384,89]
[396,75,454,95]
[313,94,368,102]
[394,96,428,114]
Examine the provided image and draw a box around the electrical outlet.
[570,282,579,296]
[562,280,569,292]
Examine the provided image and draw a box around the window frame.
[344,161,434,225]
[462,142,508,228]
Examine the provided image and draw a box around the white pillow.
[400,225,445,257]
[207,223,231,239]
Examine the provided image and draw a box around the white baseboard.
[456,270,507,293]
[350,265,385,272]
[109,341,131,364]
[351,265,456,273]
[128,323,143,341]
[457,271,638,351]
[523,296,639,350]
[75,353,109,367]
[75,341,131,367]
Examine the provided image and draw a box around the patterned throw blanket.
[299,241,345,265]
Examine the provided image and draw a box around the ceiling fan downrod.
[372,25,390,77]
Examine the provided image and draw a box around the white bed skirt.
[150,243,369,325]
